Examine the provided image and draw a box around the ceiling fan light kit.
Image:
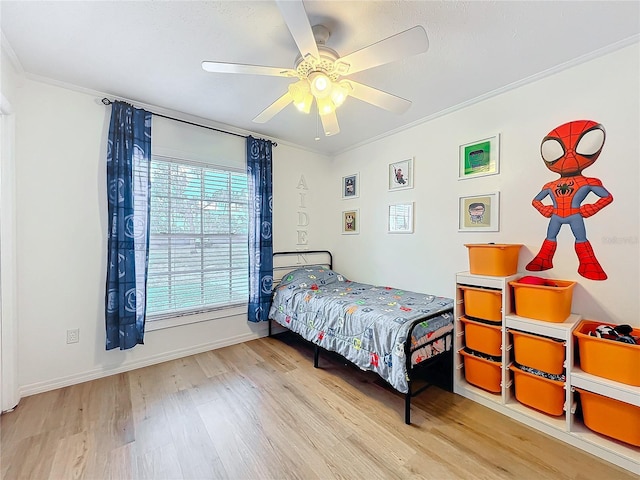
[308,71,331,98]
[331,81,351,108]
[201,0,429,137]
[288,80,312,113]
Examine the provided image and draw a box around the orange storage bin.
[459,285,502,322]
[461,316,502,356]
[576,388,640,447]
[459,349,502,393]
[509,365,565,416]
[509,279,575,323]
[574,320,640,386]
[465,244,522,276]
[510,329,565,375]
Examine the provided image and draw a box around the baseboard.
[19,330,267,398]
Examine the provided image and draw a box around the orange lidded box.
[460,316,502,357]
[465,244,522,276]
[576,388,640,447]
[509,278,575,323]
[573,320,640,386]
[459,349,502,393]
[510,329,565,375]
[509,365,565,416]
[459,285,502,322]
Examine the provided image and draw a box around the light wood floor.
[1,333,635,480]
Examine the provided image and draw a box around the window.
[146,156,249,320]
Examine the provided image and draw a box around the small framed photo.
[341,209,360,235]
[341,173,359,199]
[458,192,500,232]
[389,158,414,191]
[388,203,414,234]
[459,134,500,180]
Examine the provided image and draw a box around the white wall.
[12,79,332,395]
[331,43,639,326]
[272,143,334,252]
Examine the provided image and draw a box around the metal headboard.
[272,250,333,284]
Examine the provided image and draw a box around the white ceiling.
[2,1,639,155]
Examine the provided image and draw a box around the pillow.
[279,266,347,288]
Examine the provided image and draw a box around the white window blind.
[146,156,249,318]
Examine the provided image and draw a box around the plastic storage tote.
[573,320,640,386]
[459,348,502,393]
[510,329,565,375]
[459,285,502,323]
[509,364,565,416]
[576,388,640,447]
[465,244,522,276]
[509,279,575,323]
[461,316,502,357]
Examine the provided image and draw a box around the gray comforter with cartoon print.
[268,266,454,393]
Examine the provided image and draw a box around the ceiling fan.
[202,0,429,137]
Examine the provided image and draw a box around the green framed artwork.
[459,134,500,180]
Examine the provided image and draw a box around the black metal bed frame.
[267,250,454,425]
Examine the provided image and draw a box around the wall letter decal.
[297,211,309,226]
[296,175,308,190]
[297,230,308,245]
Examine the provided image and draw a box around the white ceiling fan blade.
[336,26,429,75]
[320,111,340,136]
[253,91,294,123]
[202,61,297,77]
[348,81,412,114]
[276,0,319,60]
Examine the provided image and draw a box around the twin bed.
[268,251,455,424]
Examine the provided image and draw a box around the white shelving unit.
[504,312,581,432]
[453,272,640,475]
[453,272,519,409]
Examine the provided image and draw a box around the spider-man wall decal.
[526,120,613,280]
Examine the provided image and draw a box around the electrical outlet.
[66,328,79,344]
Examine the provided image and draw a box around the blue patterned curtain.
[105,101,152,350]
[247,136,274,322]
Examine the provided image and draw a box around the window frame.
[145,154,249,330]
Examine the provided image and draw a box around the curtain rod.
[101,98,277,146]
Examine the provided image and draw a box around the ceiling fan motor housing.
[295,45,343,81]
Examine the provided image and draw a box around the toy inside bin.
[465,244,522,276]
[509,278,575,323]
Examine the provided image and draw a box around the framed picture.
[388,158,414,191]
[341,173,359,199]
[341,209,360,234]
[458,134,500,180]
[388,203,414,234]
[458,192,500,232]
